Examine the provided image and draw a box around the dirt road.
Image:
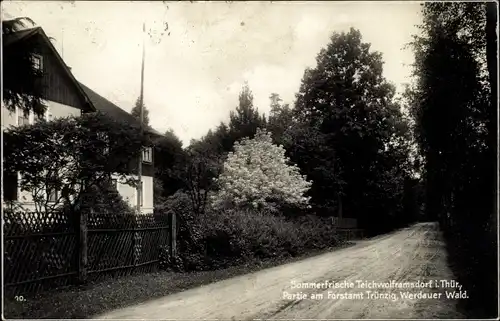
[96,222,464,319]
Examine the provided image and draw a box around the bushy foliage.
[130,96,150,127]
[160,191,208,271]
[211,129,312,211]
[182,148,223,214]
[78,179,136,216]
[3,112,147,215]
[158,245,184,272]
[163,206,341,271]
[154,129,186,198]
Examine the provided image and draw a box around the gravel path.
[95,222,464,319]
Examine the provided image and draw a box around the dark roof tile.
[78,82,163,137]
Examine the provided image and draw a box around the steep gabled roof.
[78,82,163,137]
[4,25,163,137]
[2,27,40,47]
[3,26,96,113]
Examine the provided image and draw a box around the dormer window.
[142,147,152,163]
[31,54,43,71]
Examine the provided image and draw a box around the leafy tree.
[187,84,263,161]
[228,82,266,142]
[154,128,186,198]
[183,146,223,215]
[291,28,412,230]
[407,2,496,317]
[192,122,235,156]
[277,119,338,216]
[213,122,233,153]
[3,112,147,216]
[131,96,150,127]
[188,84,267,159]
[212,128,312,211]
[267,93,294,145]
[2,17,48,117]
[409,3,490,225]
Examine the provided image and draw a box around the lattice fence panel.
[4,211,77,295]
[135,228,170,265]
[88,211,138,229]
[86,212,171,281]
[87,231,135,272]
[4,210,172,293]
[4,210,74,236]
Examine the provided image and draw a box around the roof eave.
[36,28,96,113]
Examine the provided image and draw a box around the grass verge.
[3,242,354,319]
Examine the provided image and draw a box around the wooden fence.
[332,217,364,241]
[3,209,176,295]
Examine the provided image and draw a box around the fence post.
[170,212,177,257]
[133,215,141,267]
[78,207,89,284]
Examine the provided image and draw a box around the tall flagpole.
[136,22,146,214]
[62,28,64,59]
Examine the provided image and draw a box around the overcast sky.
[3,1,422,145]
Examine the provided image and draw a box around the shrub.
[82,181,136,216]
[56,180,137,228]
[158,245,184,272]
[159,191,210,271]
[183,208,341,270]
[159,192,343,272]
[3,112,147,217]
[294,215,340,250]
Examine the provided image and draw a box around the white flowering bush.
[211,128,312,210]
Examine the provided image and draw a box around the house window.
[31,54,43,71]
[142,147,152,163]
[17,108,30,126]
[47,171,59,203]
[16,172,30,202]
[47,188,58,203]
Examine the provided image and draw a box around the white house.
[2,26,161,214]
